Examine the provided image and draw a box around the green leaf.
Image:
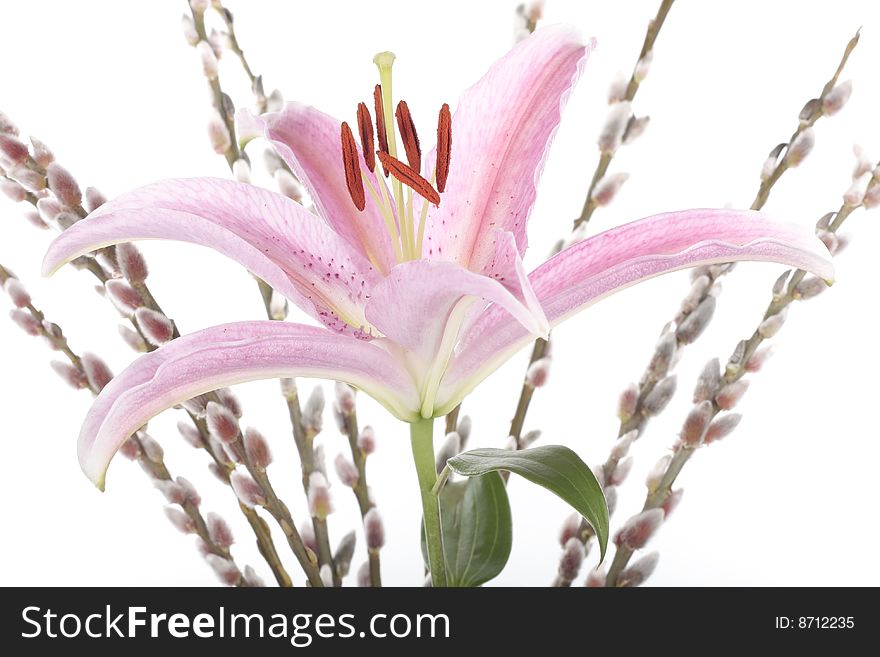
[421,472,512,587]
[447,446,609,560]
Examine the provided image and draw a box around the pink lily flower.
[43,25,833,489]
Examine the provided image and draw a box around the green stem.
[410,418,447,587]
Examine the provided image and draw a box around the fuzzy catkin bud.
[206,401,239,443]
[0,177,26,202]
[357,425,376,454]
[230,471,265,507]
[604,486,618,516]
[607,72,628,104]
[134,307,174,346]
[559,537,585,582]
[559,512,581,547]
[610,430,637,460]
[357,562,371,588]
[758,309,788,338]
[680,400,714,448]
[207,113,231,154]
[116,243,148,284]
[175,476,200,506]
[525,356,552,388]
[196,41,219,80]
[50,360,88,389]
[244,427,272,469]
[46,162,81,207]
[794,276,827,300]
[84,186,107,212]
[29,137,54,168]
[598,101,631,154]
[216,387,242,418]
[181,14,199,46]
[0,134,29,165]
[610,456,633,486]
[642,376,676,416]
[274,168,303,202]
[206,555,241,587]
[615,508,664,550]
[591,173,629,207]
[207,512,234,548]
[705,413,742,444]
[585,568,606,587]
[661,488,684,517]
[116,324,146,352]
[177,420,204,448]
[7,165,45,192]
[118,437,142,460]
[862,183,880,209]
[334,453,359,487]
[618,551,659,587]
[334,531,357,578]
[164,506,195,534]
[23,209,48,230]
[676,296,716,345]
[81,352,113,391]
[715,380,749,410]
[302,386,325,434]
[335,381,357,416]
[634,51,652,82]
[139,434,163,463]
[308,472,333,519]
[105,279,143,315]
[822,80,852,116]
[364,507,385,550]
[648,331,677,379]
[785,129,815,167]
[299,521,316,554]
[746,346,774,373]
[617,383,639,422]
[9,308,39,335]
[154,479,185,505]
[693,358,721,403]
[645,454,671,493]
[0,110,18,136]
[680,275,711,314]
[622,115,650,145]
[3,277,30,308]
[243,566,265,588]
[232,158,251,184]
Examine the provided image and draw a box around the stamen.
[340,122,365,211]
[395,100,421,173]
[377,151,440,206]
[356,102,376,173]
[373,85,389,175]
[436,103,452,193]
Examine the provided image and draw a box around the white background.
[1,0,879,587]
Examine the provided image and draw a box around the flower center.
[340,51,451,263]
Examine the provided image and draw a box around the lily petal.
[423,25,593,267]
[240,104,397,273]
[80,321,420,489]
[435,209,834,414]
[364,257,549,416]
[43,178,381,339]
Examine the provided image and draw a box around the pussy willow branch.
[337,399,382,586]
[603,173,874,586]
[185,1,344,584]
[0,264,248,586]
[508,0,676,447]
[573,0,674,231]
[0,139,297,587]
[551,30,860,585]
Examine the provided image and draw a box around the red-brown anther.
[340,122,366,212]
[376,151,440,206]
[356,103,376,173]
[395,100,421,173]
[436,103,452,193]
[373,85,389,175]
